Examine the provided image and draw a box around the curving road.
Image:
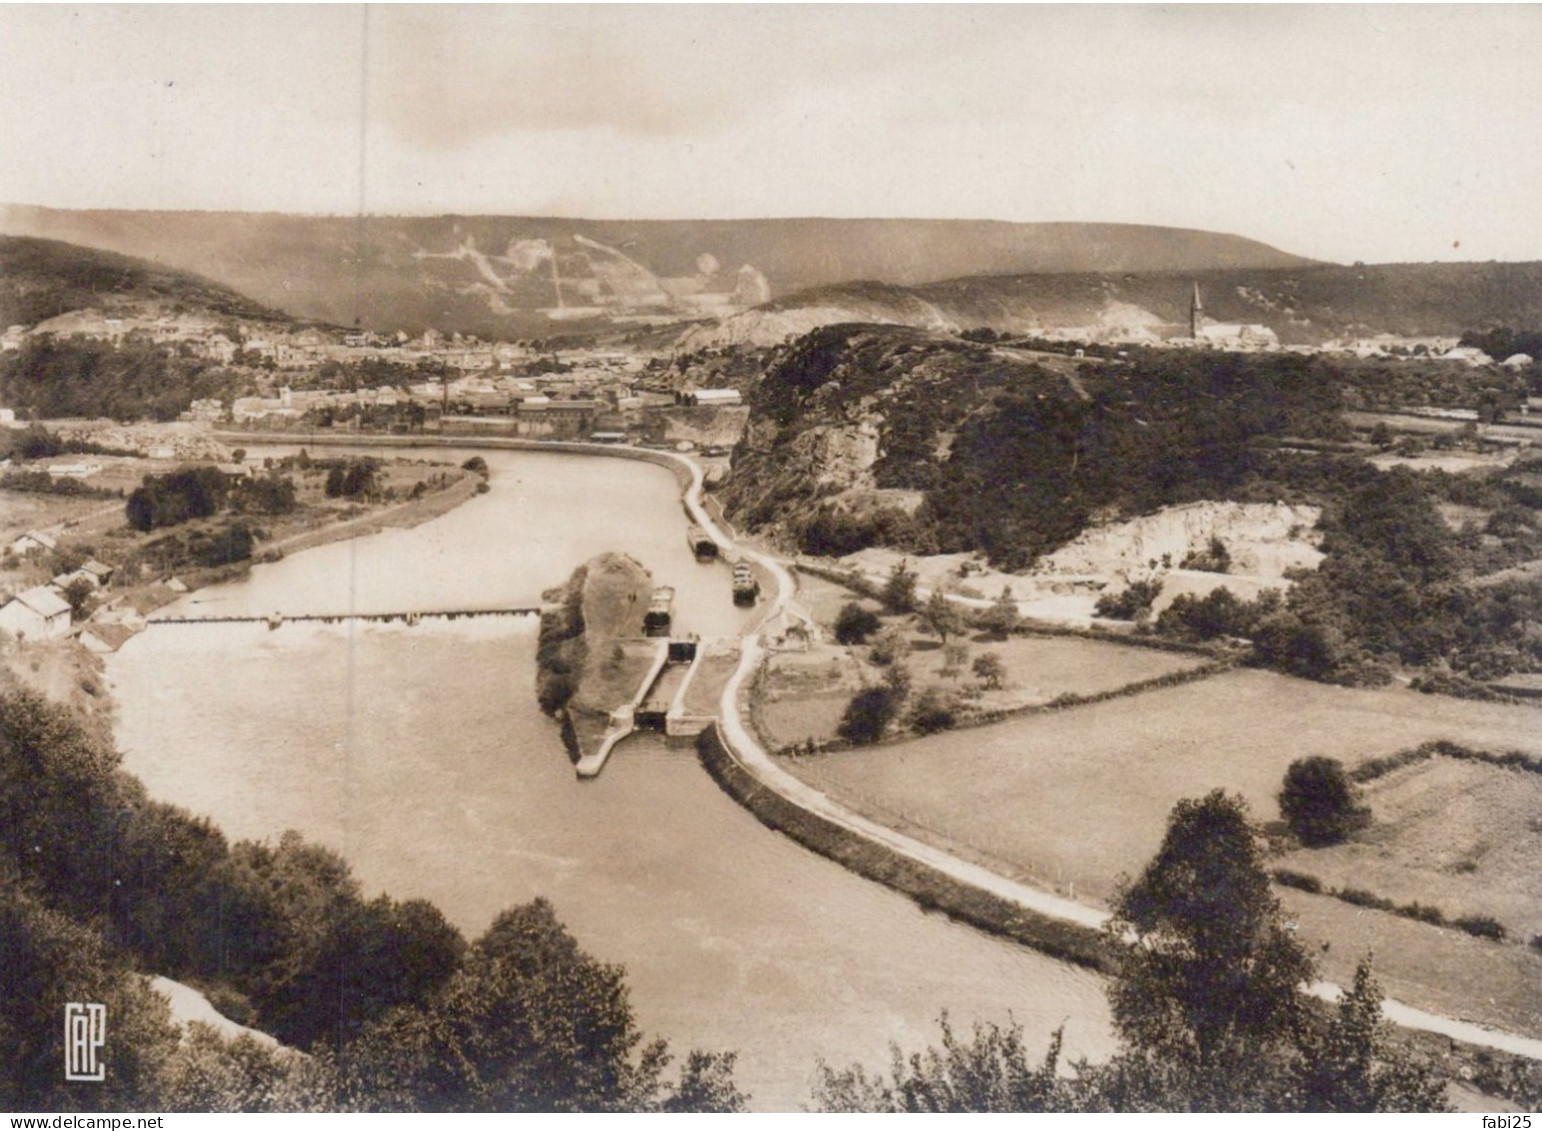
[657,447,1542,1064]
[217,433,1542,1063]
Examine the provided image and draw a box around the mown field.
[1278,757,1542,945]
[756,644,867,749]
[784,666,1542,1036]
[910,633,1207,712]
[1278,867,1542,1040]
[785,668,1542,905]
[1,482,118,530]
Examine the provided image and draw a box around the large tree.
[881,559,918,614]
[1106,790,1314,1103]
[921,589,965,643]
[341,898,745,1113]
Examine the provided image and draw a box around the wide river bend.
[107,445,1114,1110]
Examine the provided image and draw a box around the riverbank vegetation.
[811,791,1454,1112]
[0,447,474,628]
[0,688,746,1111]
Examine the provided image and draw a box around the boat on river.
[732,562,759,605]
[644,586,675,636]
[686,525,718,560]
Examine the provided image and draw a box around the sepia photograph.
[1,2,1539,1117]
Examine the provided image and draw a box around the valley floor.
[777,664,1542,1040]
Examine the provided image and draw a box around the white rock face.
[732,264,772,307]
[680,305,900,350]
[1037,500,1323,582]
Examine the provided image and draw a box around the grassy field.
[756,643,868,749]
[680,645,742,716]
[786,668,1542,905]
[1278,757,1542,945]
[0,490,116,547]
[784,668,1542,1035]
[573,639,659,715]
[761,692,855,750]
[755,626,1207,751]
[912,633,1206,712]
[1278,883,1542,1040]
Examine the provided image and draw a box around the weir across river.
[147,606,554,627]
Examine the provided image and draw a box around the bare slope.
[0,205,1311,337]
[0,234,287,329]
[692,263,1542,347]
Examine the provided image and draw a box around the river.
[106,445,1113,1110]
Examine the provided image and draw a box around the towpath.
[216,432,1542,1062]
[665,448,1542,1063]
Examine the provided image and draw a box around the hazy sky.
[2,4,1539,264]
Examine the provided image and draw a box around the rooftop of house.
[10,585,71,618]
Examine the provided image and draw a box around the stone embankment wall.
[695,721,1117,973]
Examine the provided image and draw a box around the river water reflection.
[108,446,1113,1110]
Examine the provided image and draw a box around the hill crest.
[0,205,1313,338]
[0,233,287,330]
[684,262,1542,348]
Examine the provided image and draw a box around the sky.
[1,4,1540,265]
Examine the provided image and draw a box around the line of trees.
[323,460,379,501]
[0,690,745,1112]
[0,336,255,422]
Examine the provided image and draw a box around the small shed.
[55,561,112,591]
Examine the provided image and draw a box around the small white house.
[681,388,743,407]
[8,530,57,557]
[0,585,73,640]
[54,559,114,591]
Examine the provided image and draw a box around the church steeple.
[1189,281,1203,339]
